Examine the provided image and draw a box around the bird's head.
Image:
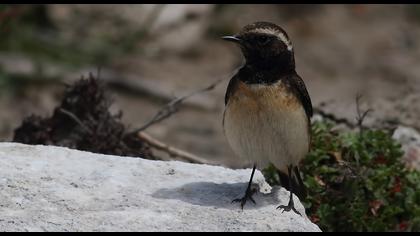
[223,22,295,70]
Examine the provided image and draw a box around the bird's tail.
[277,166,307,201]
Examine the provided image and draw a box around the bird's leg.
[277,165,302,216]
[232,164,257,209]
[294,166,307,200]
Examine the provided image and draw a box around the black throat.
[239,55,296,85]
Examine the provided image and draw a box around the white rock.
[0,143,320,232]
[392,126,420,170]
[393,126,420,146]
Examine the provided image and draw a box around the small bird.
[222,22,312,214]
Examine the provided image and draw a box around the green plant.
[263,121,420,232]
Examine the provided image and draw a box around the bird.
[222,22,312,215]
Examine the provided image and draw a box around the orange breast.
[223,80,310,170]
[228,80,301,113]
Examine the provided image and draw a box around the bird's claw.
[277,202,302,216]
[232,188,257,209]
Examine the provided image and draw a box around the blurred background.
[1,4,420,167]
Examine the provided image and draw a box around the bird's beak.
[222,35,241,43]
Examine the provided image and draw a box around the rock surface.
[392,126,420,170]
[0,142,320,232]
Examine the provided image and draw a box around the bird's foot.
[232,188,257,209]
[277,200,302,216]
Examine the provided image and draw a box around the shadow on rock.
[152,182,289,210]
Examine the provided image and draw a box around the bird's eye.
[258,35,271,45]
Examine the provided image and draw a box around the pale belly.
[223,83,310,172]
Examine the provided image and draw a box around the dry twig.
[313,108,356,128]
[355,94,373,134]
[313,94,373,131]
[128,78,225,135]
[137,132,213,165]
[58,108,92,134]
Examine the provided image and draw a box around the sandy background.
[0,4,419,167]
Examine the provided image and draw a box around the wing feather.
[287,73,313,120]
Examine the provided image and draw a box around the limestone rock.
[0,142,320,232]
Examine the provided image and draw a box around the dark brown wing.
[224,74,240,106]
[223,74,240,129]
[287,73,313,120]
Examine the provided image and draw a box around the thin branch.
[355,93,373,134]
[137,132,213,165]
[128,78,225,134]
[313,107,357,128]
[58,108,92,134]
[98,72,217,110]
[313,95,373,131]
